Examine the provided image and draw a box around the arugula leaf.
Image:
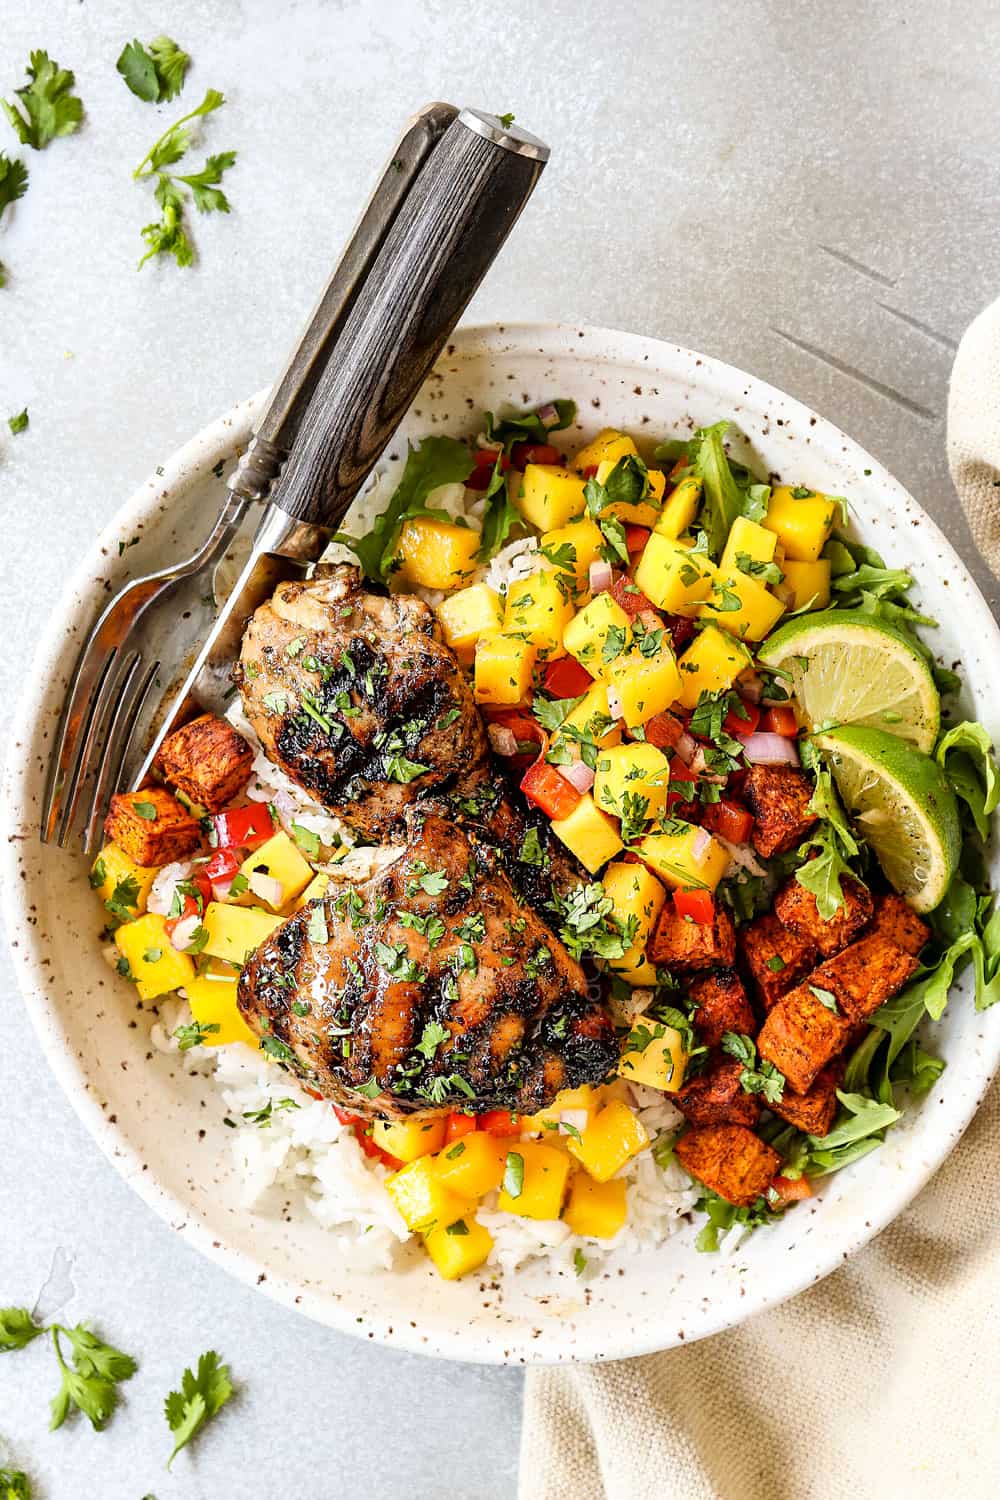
[483,399,575,453]
[117,36,190,103]
[3,52,84,150]
[794,767,863,919]
[804,1090,901,1175]
[0,153,28,219]
[475,454,520,562]
[0,1306,45,1352]
[165,1350,234,1468]
[49,1323,138,1432]
[687,422,747,558]
[935,721,999,841]
[833,564,913,603]
[692,1188,776,1252]
[336,436,474,580]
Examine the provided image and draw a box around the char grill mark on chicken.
[238,565,488,839]
[237,809,618,1119]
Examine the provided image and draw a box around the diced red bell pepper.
[510,441,562,470]
[543,657,594,699]
[333,1106,403,1169]
[624,525,650,554]
[466,452,511,489]
[724,699,760,738]
[770,1174,813,1206]
[581,464,599,479]
[204,847,241,882]
[610,575,656,618]
[665,755,699,807]
[701,798,754,846]
[663,612,697,653]
[478,1110,521,1137]
[520,759,582,821]
[444,1111,479,1143]
[212,802,275,851]
[761,704,799,738]
[644,712,687,752]
[673,888,715,924]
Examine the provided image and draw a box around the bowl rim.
[4,320,999,1365]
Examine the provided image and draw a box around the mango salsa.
[423,1215,494,1279]
[592,743,671,826]
[653,475,702,538]
[562,593,632,676]
[781,558,831,611]
[474,633,537,706]
[562,1173,628,1238]
[552,682,622,756]
[633,533,716,614]
[433,1131,508,1196]
[92,842,159,920]
[396,517,480,590]
[601,861,667,984]
[568,1099,649,1183]
[720,515,779,574]
[618,1013,687,1091]
[572,428,639,474]
[634,823,729,892]
[497,1141,572,1219]
[699,570,785,642]
[238,830,314,910]
[606,647,683,730]
[503,570,574,658]
[550,793,623,873]
[539,517,604,591]
[762,485,838,562]
[385,1156,472,1234]
[515,464,587,531]
[435,583,504,662]
[676,624,752,711]
[201,902,283,965]
[185,971,257,1048]
[114,913,195,1002]
[373,1116,446,1163]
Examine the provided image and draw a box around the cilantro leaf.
[7,408,28,435]
[173,1019,220,1050]
[721,1031,785,1104]
[117,37,190,103]
[0,153,28,218]
[554,881,637,961]
[0,1306,45,1352]
[165,1349,233,1467]
[483,399,575,453]
[0,1468,30,1498]
[133,90,232,269]
[178,151,237,213]
[336,436,474,581]
[49,1323,137,1432]
[3,52,84,151]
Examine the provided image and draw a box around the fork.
[41,102,462,851]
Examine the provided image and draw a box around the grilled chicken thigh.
[238,565,488,838]
[237,808,618,1118]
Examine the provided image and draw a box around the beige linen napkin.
[520,303,1000,1500]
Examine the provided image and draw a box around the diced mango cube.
[562,1173,628,1238]
[238,830,314,910]
[568,1099,649,1183]
[503,569,575,658]
[653,475,703,538]
[781,558,831,611]
[515,464,587,531]
[474,633,537,706]
[762,485,839,562]
[606,647,683,730]
[618,1013,687,1091]
[720,515,779,574]
[201,902,283,965]
[293,872,330,912]
[385,1156,472,1234]
[573,429,639,473]
[91,842,158,919]
[396,517,480,590]
[562,593,632,676]
[557,682,622,748]
[699,571,785,642]
[540,517,604,591]
[433,1131,509,1196]
[634,533,716,614]
[423,1215,494,1279]
[676,624,752,711]
[185,972,257,1048]
[521,1084,600,1135]
[373,1116,446,1163]
[550,794,623,873]
[602,861,667,983]
[114,913,195,1001]
[497,1141,572,1219]
[593,743,671,826]
[634,825,729,892]
[595,459,666,526]
[436,583,504,662]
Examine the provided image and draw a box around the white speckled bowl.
[4,324,999,1363]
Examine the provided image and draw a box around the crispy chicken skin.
[237,808,618,1119]
[238,565,488,839]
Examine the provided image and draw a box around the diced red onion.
[741,732,801,766]
[738,669,763,704]
[674,730,697,765]
[557,760,596,793]
[560,1108,590,1135]
[249,871,285,907]
[606,684,624,721]
[170,912,201,952]
[773,582,795,607]
[488,724,519,757]
[690,827,713,866]
[211,876,236,903]
[589,560,613,594]
[537,402,561,430]
[272,788,298,822]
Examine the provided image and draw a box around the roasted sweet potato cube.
[739,912,817,1011]
[744,765,818,859]
[688,968,756,1048]
[866,892,930,957]
[757,983,853,1095]
[809,934,919,1023]
[768,1065,839,1137]
[774,874,872,957]
[674,1123,780,1207]
[647,904,736,971]
[674,1059,760,1127]
[154,713,254,813]
[105,787,201,867]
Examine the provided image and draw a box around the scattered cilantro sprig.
[1,1306,137,1432]
[3,51,84,151]
[133,89,236,269]
[117,36,190,104]
[165,1350,234,1467]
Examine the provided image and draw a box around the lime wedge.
[758,609,939,752]
[814,725,960,912]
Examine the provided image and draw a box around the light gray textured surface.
[1,1,997,1495]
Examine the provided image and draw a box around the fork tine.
[57,651,141,849]
[42,647,119,845]
[82,658,160,855]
